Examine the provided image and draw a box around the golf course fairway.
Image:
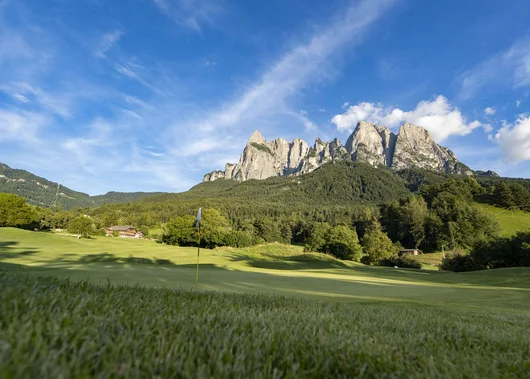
[1,228,529,378]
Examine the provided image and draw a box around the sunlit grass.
[477,203,530,237]
[1,227,529,306]
[2,227,530,377]
[1,273,529,378]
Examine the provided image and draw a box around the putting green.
[1,228,529,313]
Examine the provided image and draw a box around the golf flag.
[195,207,201,283]
[195,207,202,227]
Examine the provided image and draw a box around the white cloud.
[494,115,530,162]
[178,138,226,156]
[124,95,153,109]
[13,93,28,103]
[516,100,521,107]
[0,109,47,143]
[203,59,217,67]
[331,95,484,142]
[114,62,165,95]
[459,38,530,99]
[291,110,316,131]
[94,30,123,58]
[484,106,496,115]
[3,82,75,118]
[115,63,140,80]
[152,0,223,32]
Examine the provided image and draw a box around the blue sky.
[1,0,529,195]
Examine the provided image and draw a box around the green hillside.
[0,162,162,209]
[147,161,412,205]
[476,203,530,236]
[85,161,414,226]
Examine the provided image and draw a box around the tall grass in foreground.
[1,273,529,378]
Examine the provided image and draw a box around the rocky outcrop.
[392,123,472,175]
[345,121,395,167]
[202,121,472,182]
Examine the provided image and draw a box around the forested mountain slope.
[85,162,426,227]
[0,163,162,210]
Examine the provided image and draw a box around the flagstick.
[196,224,200,283]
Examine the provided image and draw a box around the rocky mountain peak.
[202,121,472,182]
[398,122,431,142]
[345,121,394,166]
[248,130,266,144]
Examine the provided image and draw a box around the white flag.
[195,207,202,227]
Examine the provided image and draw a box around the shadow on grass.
[0,241,39,259]
[75,253,177,266]
[226,253,350,271]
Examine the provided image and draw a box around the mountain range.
[203,121,473,182]
[0,120,505,211]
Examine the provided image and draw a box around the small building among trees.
[398,248,420,257]
[105,225,143,239]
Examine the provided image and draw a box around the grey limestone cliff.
[202,121,472,182]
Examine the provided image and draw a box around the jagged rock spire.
[202,123,472,182]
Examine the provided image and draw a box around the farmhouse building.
[398,248,420,257]
[105,225,143,239]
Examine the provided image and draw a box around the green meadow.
[477,202,530,237]
[1,228,530,377]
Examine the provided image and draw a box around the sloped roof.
[107,225,136,231]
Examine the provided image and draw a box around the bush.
[326,225,363,261]
[469,232,530,269]
[305,224,362,261]
[382,255,422,269]
[94,228,106,237]
[441,232,530,272]
[440,253,477,272]
[221,230,255,248]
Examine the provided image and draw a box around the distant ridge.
[0,162,163,210]
[203,121,472,182]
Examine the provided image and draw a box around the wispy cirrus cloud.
[94,30,123,58]
[0,0,398,193]
[168,0,397,157]
[114,62,168,96]
[459,38,530,99]
[13,93,29,103]
[0,109,48,143]
[152,0,223,32]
